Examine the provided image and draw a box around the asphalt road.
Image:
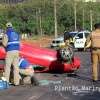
[0,51,100,100]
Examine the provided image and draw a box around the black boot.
[20,79,24,85]
[31,76,40,86]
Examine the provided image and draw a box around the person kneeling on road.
[19,57,39,86]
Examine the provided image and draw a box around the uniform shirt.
[85,29,100,48]
[5,28,20,51]
[19,58,30,69]
[2,28,20,51]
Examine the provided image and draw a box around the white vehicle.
[0,29,4,43]
[74,30,90,51]
[0,33,4,43]
[50,37,64,48]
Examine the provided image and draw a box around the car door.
[74,33,85,48]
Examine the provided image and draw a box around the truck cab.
[74,30,90,51]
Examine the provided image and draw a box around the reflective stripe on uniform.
[19,58,24,67]
[7,41,20,46]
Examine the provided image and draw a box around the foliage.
[0,0,100,35]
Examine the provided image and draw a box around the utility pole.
[90,10,93,31]
[82,7,85,30]
[7,0,10,4]
[39,8,43,37]
[54,0,57,38]
[4,0,6,3]
[74,1,77,31]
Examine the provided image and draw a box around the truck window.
[85,33,89,38]
[77,33,83,39]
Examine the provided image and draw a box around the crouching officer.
[85,23,100,81]
[19,57,39,86]
[2,22,20,86]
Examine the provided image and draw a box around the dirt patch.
[21,35,54,47]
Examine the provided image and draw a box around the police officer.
[2,22,20,85]
[19,57,39,86]
[85,23,100,81]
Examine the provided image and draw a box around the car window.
[52,40,61,43]
[56,41,59,43]
[85,33,89,38]
[77,33,83,39]
[70,34,77,37]
[69,32,78,37]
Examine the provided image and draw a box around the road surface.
[0,51,100,100]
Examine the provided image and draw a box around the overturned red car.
[0,42,80,73]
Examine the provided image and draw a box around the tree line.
[0,0,100,36]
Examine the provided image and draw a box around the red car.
[0,42,80,73]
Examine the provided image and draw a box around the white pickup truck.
[74,31,90,51]
[0,33,4,43]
